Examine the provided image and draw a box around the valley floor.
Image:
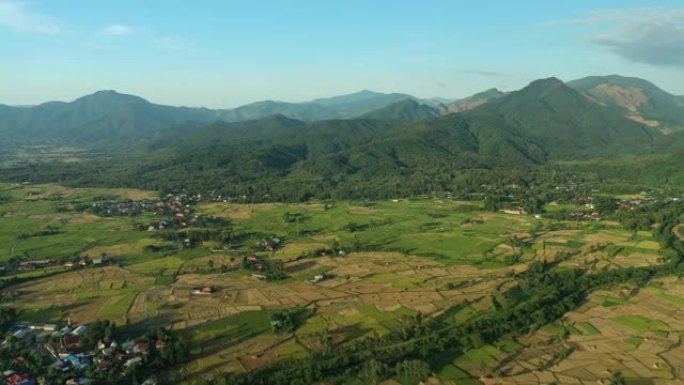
[0,183,678,384]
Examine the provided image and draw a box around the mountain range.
[1,74,682,150]
[0,89,425,147]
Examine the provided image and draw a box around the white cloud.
[554,8,684,66]
[0,0,60,34]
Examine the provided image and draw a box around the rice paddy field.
[473,276,684,385]
[0,183,676,383]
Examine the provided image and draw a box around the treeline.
[0,149,607,203]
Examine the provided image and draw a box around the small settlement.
[1,320,162,385]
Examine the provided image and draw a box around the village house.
[311,275,326,284]
[124,356,143,368]
[71,325,88,336]
[60,335,81,352]
[191,287,214,295]
[18,259,57,270]
[6,373,35,385]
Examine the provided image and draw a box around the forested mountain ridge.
[0,90,420,148]
[2,75,683,199]
[2,75,680,153]
[462,77,659,160]
[439,88,506,114]
[568,75,684,133]
[3,77,668,199]
[0,90,221,147]
[361,99,440,122]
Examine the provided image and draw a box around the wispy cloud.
[553,8,684,66]
[99,24,139,36]
[94,24,192,51]
[465,69,509,78]
[0,0,60,34]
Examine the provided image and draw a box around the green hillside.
[440,88,506,114]
[361,99,439,122]
[568,75,684,132]
[0,90,419,149]
[464,77,658,159]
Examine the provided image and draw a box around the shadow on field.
[124,314,177,334]
[183,322,265,358]
[286,261,317,273]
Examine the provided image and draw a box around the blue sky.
[1,0,683,108]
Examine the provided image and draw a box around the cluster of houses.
[243,255,266,272]
[4,257,112,274]
[3,322,159,385]
[86,195,212,232]
[87,193,203,219]
[255,238,282,252]
[498,191,676,222]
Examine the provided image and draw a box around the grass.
[126,257,184,275]
[369,273,429,288]
[98,280,126,290]
[596,294,627,307]
[545,240,585,249]
[495,338,522,354]
[613,316,668,333]
[19,306,64,323]
[576,321,601,335]
[293,265,334,281]
[182,311,273,350]
[436,364,472,380]
[98,291,138,322]
[273,339,309,359]
[201,200,533,266]
[543,203,588,213]
[659,293,684,306]
[654,330,669,338]
[624,336,643,347]
[296,305,416,338]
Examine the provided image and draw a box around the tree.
[594,196,618,214]
[610,371,625,385]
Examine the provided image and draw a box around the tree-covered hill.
[0,90,418,149]
[361,99,439,122]
[463,77,659,159]
[439,87,506,114]
[568,75,684,133]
